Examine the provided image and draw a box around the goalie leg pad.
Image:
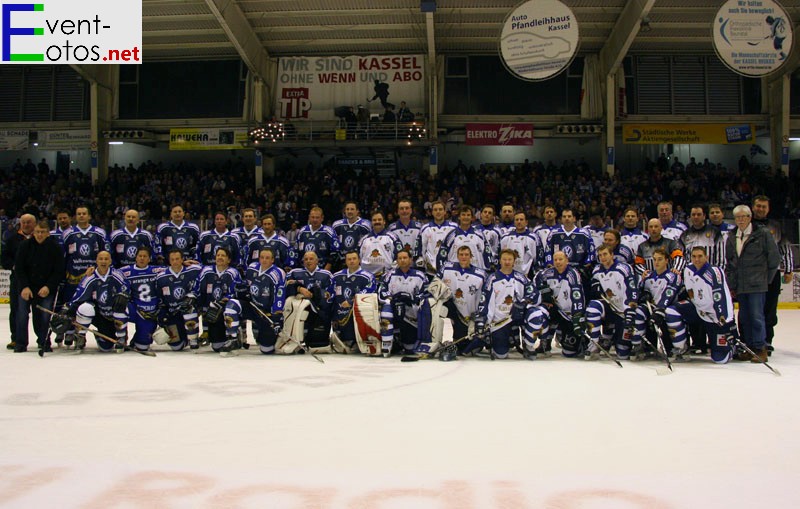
[331,330,356,354]
[353,294,382,356]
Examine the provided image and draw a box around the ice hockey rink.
[1,306,799,509]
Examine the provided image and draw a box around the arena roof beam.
[203,0,271,82]
[598,0,655,77]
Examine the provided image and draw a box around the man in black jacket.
[2,214,35,350]
[13,220,64,352]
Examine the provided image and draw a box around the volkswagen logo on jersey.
[174,287,185,300]
[213,288,223,300]
[250,284,260,296]
[343,288,353,300]
[562,245,573,258]
[345,237,355,248]
[79,244,91,257]
[176,237,187,250]
[304,244,314,252]
[126,246,138,260]
[99,290,108,303]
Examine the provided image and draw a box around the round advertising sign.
[713,0,793,77]
[499,0,580,81]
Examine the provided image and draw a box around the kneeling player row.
[38,241,758,364]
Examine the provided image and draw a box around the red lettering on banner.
[358,56,422,71]
[465,123,534,146]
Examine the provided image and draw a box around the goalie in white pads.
[241,247,286,355]
[473,249,548,359]
[439,246,486,355]
[331,251,378,354]
[377,249,430,357]
[281,251,334,354]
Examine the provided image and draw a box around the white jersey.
[437,226,495,270]
[418,220,456,272]
[378,268,428,322]
[661,220,688,241]
[475,223,501,257]
[478,270,535,326]
[682,263,734,324]
[439,262,487,319]
[620,227,648,254]
[591,261,638,315]
[359,230,403,276]
[585,225,608,250]
[500,228,544,276]
[532,223,559,250]
[388,220,422,258]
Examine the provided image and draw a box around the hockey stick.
[248,301,324,363]
[728,335,781,377]
[35,290,58,358]
[401,316,512,362]
[590,294,625,368]
[643,301,674,374]
[36,305,156,357]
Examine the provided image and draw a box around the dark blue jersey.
[155,221,200,261]
[197,229,240,266]
[120,264,166,314]
[63,225,111,277]
[333,217,372,253]
[194,265,243,308]
[245,233,297,270]
[68,268,129,318]
[110,227,155,268]
[245,262,286,315]
[155,265,202,315]
[331,268,376,321]
[295,225,341,268]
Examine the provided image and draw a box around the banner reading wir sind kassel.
[275,55,425,121]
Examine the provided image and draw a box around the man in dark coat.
[13,220,64,352]
[2,214,36,350]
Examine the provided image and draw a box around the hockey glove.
[393,292,415,306]
[511,301,527,323]
[571,313,587,338]
[179,295,196,315]
[624,307,637,329]
[652,307,667,328]
[112,293,129,314]
[271,314,284,335]
[50,314,72,335]
[539,286,554,305]
[590,280,603,299]
[205,300,224,324]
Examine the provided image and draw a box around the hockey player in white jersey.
[534,251,587,357]
[437,204,495,271]
[377,250,429,356]
[497,203,516,238]
[585,214,608,250]
[439,246,487,355]
[584,245,639,360]
[619,207,648,254]
[603,229,635,265]
[473,249,548,359]
[417,201,456,275]
[499,210,544,278]
[359,211,403,276]
[657,201,688,241]
[632,247,683,356]
[475,204,501,258]
[388,199,422,260]
[666,246,736,363]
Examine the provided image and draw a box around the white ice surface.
[1,306,799,509]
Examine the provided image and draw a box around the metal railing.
[249,119,427,144]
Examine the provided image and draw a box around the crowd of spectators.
[1,153,798,238]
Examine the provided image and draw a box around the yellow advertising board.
[622,124,754,145]
[169,128,249,150]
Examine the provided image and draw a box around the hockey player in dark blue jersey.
[666,246,736,363]
[244,215,297,272]
[50,210,72,249]
[197,212,240,266]
[633,247,682,356]
[110,209,156,268]
[535,251,587,358]
[155,205,200,265]
[378,249,429,356]
[59,206,110,345]
[119,246,166,352]
[283,251,334,351]
[154,250,202,350]
[194,247,245,354]
[53,251,129,352]
[473,249,548,359]
[585,245,639,361]
[295,206,341,271]
[331,251,377,353]
[240,247,286,354]
[544,208,596,275]
[332,201,372,264]
[231,208,263,265]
